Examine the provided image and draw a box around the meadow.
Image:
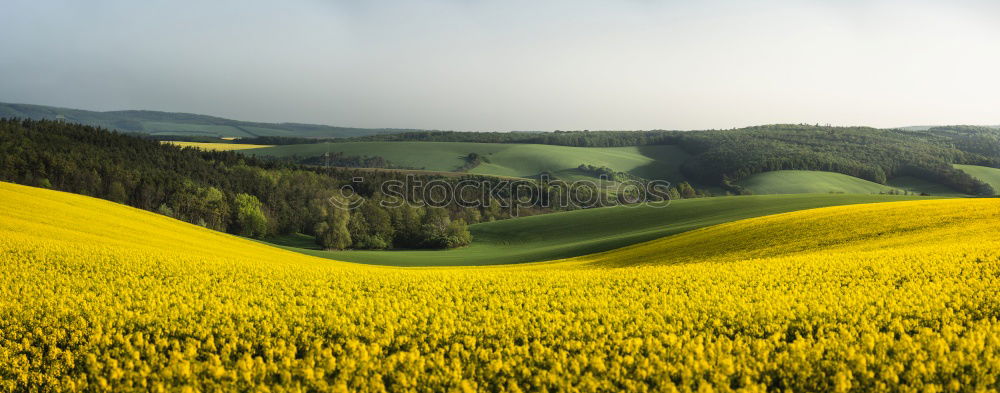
[275,193,938,266]
[955,164,1000,195]
[735,170,903,195]
[3,181,1000,392]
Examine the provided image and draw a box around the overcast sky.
[1,0,998,131]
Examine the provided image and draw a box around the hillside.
[736,170,903,195]
[897,125,1000,131]
[3,181,1000,391]
[0,102,416,138]
[741,170,967,196]
[0,181,336,264]
[248,142,689,180]
[955,164,1000,195]
[569,197,1000,267]
[274,193,939,266]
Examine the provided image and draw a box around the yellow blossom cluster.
[1,182,999,392]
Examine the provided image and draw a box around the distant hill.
[897,125,1000,131]
[0,102,420,138]
[955,164,1000,195]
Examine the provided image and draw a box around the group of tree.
[297,151,392,169]
[457,152,489,172]
[313,197,471,250]
[576,164,646,183]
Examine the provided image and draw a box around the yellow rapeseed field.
[2,181,1000,392]
[161,141,275,151]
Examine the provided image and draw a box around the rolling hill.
[270,193,940,266]
[0,102,417,138]
[248,141,689,180]
[0,181,333,264]
[898,125,1000,131]
[3,180,999,391]
[955,164,1000,195]
[569,197,1000,267]
[736,170,903,195]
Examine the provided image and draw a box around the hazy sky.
[1,0,998,131]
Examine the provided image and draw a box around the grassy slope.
[740,170,974,197]
[273,194,940,266]
[955,164,1000,195]
[737,170,902,195]
[247,142,688,180]
[567,198,1000,267]
[162,141,274,151]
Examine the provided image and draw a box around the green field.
[249,142,688,180]
[737,170,905,195]
[265,193,940,266]
[955,164,1000,195]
